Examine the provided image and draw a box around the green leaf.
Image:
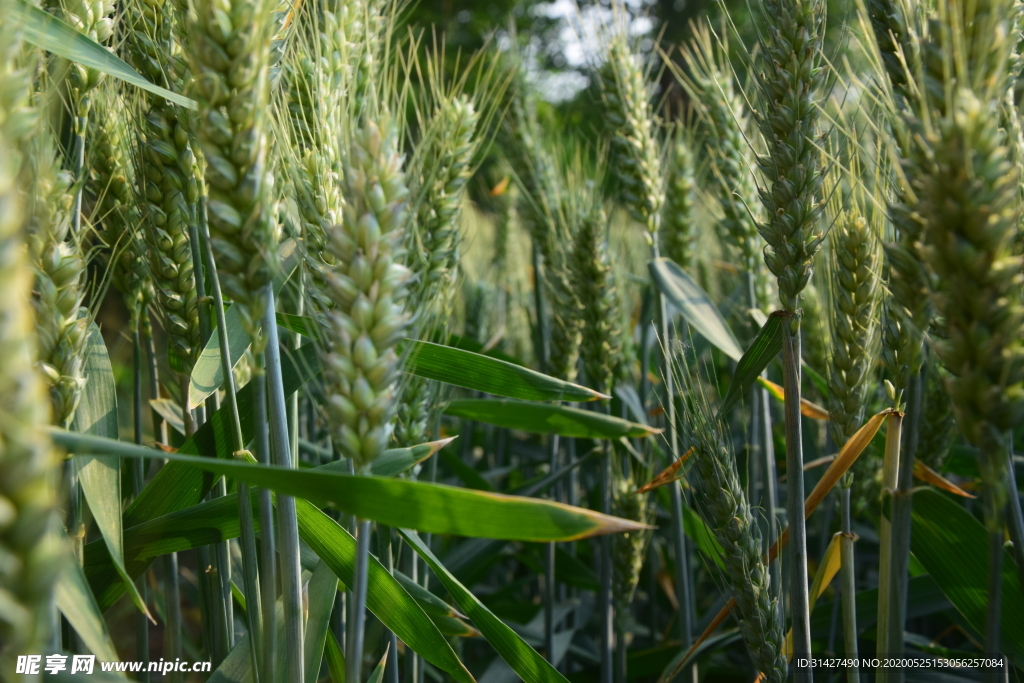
[207,634,252,683]
[649,258,744,362]
[367,646,389,683]
[682,505,725,571]
[394,569,465,619]
[440,447,493,491]
[11,0,196,109]
[296,499,475,683]
[149,397,185,436]
[188,303,251,410]
[54,546,121,665]
[444,399,660,440]
[71,322,150,621]
[83,476,475,681]
[57,430,650,542]
[188,239,300,409]
[717,312,788,418]
[304,561,338,683]
[404,340,608,402]
[910,488,1024,668]
[369,439,449,478]
[276,311,320,339]
[401,529,570,683]
[325,632,346,683]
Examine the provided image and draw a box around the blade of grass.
[56,431,651,542]
[401,529,570,683]
[305,561,339,683]
[11,0,195,108]
[72,322,152,622]
[717,312,786,418]
[55,541,120,664]
[444,400,660,439]
[404,340,609,402]
[648,257,744,361]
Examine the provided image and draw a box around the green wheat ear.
[599,30,664,243]
[674,355,787,683]
[752,0,828,311]
[319,118,411,469]
[0,15,61,666]
[187,0,279,348]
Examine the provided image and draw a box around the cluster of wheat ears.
[0,0,1023,680]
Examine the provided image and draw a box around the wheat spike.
[318,118,411,468]
[660,129,696,272]
[752,0,828,311]
[187,0,279,347]
[0,18,60,671]
[675,356,787,683]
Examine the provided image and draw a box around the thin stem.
[781,318,812,680]
[839,483,858,683]
[887,372,922,676]
[1005,442,1024,598]
[144,320,168,447]
[191,207,233,659]
[984,526,1003,683]
[254,364,277,681]
[164,552,182,683]
[379,524,400,683]
[875,411,903,683]
[762,383,780,599]
[599,438,613,683]
[347,519,372,683]
[263,287,304,683]
[544,434,559,664]
[132,328,150,683]
[198,213,262,679]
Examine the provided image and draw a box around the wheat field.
[0,0,1023,680]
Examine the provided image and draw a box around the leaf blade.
[405,340,607,402]
[649,258,744,362]
[717,312,789,418]
[444,399,660,440]
[13,0,195,108]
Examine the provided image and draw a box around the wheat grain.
[660,129,696,272]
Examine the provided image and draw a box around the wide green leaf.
[81,470,474,681]
[71,322,149,620]
[304,561,338,683]
[367,647,389,683]
[11,0,195,109]
[649,257,744,362]
[324,632,345,683]
[404,340,608,402]
[401,529,570,683]
[717,312,787,417]
[444,399,660,440]
[296,499,475,683]
[54,547,120,665]
[188,239,300,409]
[57,431,649,542]
[909,488,1024,668]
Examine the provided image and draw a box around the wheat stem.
[263,286,305,682]
[198,210,263,678]
[875,410,902,682]
[254,361,277,680]
[347,519,372,682]
[838,483,858,681]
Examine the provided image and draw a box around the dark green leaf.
[717,312,788,418]
[401,530,570,683]
[910,488,1024,668]
[304,561,338,683]
[445,400,660,440]
[404,340,607,402]
[54,544,119,662]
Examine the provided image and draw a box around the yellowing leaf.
[635,447,695,494]
[913,459,976,499]
[756,376,830,420]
